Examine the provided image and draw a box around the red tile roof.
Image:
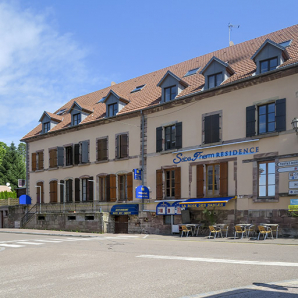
[22,24,298,141]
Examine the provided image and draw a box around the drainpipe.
[141,110,145,211]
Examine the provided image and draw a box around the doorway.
[114,215,128,234]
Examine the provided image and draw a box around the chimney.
[229,41,234,46]
[111,81,116,86]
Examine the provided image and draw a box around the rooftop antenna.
[228,23,240,46]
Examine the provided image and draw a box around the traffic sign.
[289,190,298,195]
[289,172,298,180]
[289,181,298,189]
[278,166,298,173]
[278,160,298,167]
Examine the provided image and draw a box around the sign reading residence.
[278,160,298,167]
[289,172,298,180]
[278,167,298,173]
[289,190,298,195]
[173,147,259,164]
[135,185,149,199]
[289,181,298,189]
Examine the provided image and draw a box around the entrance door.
[114,215,128,234]
[0,211,3,228]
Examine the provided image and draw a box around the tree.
[0,142,8,166]
[0,142,26,191]
[17,143,26,164]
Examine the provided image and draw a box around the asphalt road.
[1,232,298,298]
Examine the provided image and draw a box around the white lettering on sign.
[289,190,298,195]
[289,181,298,189]
[278,160,298,167]
[289,172,298,180]
[278,167,298,173]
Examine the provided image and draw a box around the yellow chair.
[209,226,221,238]
[180,225,191,237]
[234,225,246,239]
[221,225,229,238]
[258,226,273,240]
[270,225,279,238]
[247,225,256,237]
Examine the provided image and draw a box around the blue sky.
[0,0,297,145]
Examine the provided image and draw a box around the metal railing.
[20,204,38,228]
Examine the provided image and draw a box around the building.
[21,25,298,235]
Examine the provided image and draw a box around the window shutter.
[156,169,163,200]
[219,162,228,197]
[49,181,53,202]
[204,115,212,144]
[156,127,163,152]
[74,144,80,165]
[60,180,64,203]
[175,167,181,200]
[196,165,204,198]
[121,134,128,158]
[81,141,89,163]
[175,122,182,149]
[212,114,220,143]
[116,135,120,158]
[246,105,256,137]
[127,172,133,201]
[75,178,80,202]
[69,179,73,202]
[57,147,64,167]
[88,177,93,201]
[106,175,110,201]
[97,139,107,161]
[53,181,57,203]
[109,174,117,202]
[275,98,286,132]
[32,153,36,171]
[103,138,108,160]
[50,181,57,203]
[38,152,44,170]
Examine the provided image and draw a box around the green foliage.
[17,143,26,164]
[0,142,8,166]
[0,191,17,200]
[0,142,26,191]
[202,207,217,225]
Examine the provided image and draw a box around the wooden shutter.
[196,164,204,198]
[88,177,93,201]
[75,178,80,202]
[156,169,163,200]
[219,162,228,197]
[109,174,117,202]
[50,181,57,203]
[106,175,110,201]
[69,179,73,202]
[175,122,182,149]
[32,153,36,171]
[204,115,212,144]
[156,127,163,152]
[116,135,120,158]
[246,105,256,137]
[60,180,64,203]
[205,114,220,144]
[36,182,44,203]
[175,167,181,200]
[57,147,64,166]
[120,134,128,158]
[97,139,108,161]
[74,144,80,165]
[37,152,44,170]
[127,172,133,201]
[275,98,286,132]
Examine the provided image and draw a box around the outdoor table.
[235,224,251,237]
[178,224,201,236]
[261,224,279,238]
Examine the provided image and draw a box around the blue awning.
[179,196,236,208]
[110,204,139,215]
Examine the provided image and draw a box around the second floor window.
[165,125,176,150]
[164,86,177,102]
[204,113,220,144]
[43,122,50,133]
[49,149,57,168]
[208,73,222,89]
[258,103,275,134]
[156,122,182,152]
[73,113,81,125]
[65,146,73,166]
[97,138,108,161]
[116,134,128,159]
[260,57,278,74]
[108,103,118,117]
[32,151,44,171]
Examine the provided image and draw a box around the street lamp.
[35,185,41,213]
[291,117,298,134]
[58,182,66,213]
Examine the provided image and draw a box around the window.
[117,173,133,201]
[65,146,73,166]
[156,167,181,200]
[97,138,108,161]
[49,180,58,203]
[49,149,57,168]
[56,109,66,115]
[164,215,171,225]
[258,103,275,134]
[279,40,292,47]
[131,84,145,93]
[116,134,128,159]
[43,122,50,133]
[108,103,118,117]
[73,113,81,125]
[164,86,177,102]
[156,122,182,152]
[206,164,220,196]
[98,176,109,201]
[208,73,222,89]
[32,151,44,171]
[36,181,44,203]
[203,113,220,144]
[260,57,278,74]
[258,161,275,197]
[65,179,73,202]
[184,67,200,77]
[82,178,93,201]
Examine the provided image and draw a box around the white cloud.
[0,1,108,145]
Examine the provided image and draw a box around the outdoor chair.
[270,226,278,238]
[180,225,192,237]
[258,226,273,240]
[221,225,229,238]
[209,226,221,239]
[247,225,256,237]
[234,225,246,239]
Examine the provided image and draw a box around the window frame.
[202,111,222,145]
[65,146,73,166]
[118,174,127,201]
[116,133,128,159]
[258,102,275,134]
[108,103,118,117]
[206,164,220,197]
[164,85,177,102]
[98,176,109,202]
[164,125,176,151]
[259,57,278,74]
[258,161,276,198]
[165,169,175,199]
[207,72,222,89]
[43,122,50,133]
[73,113,81,126]
[96,137,108,162]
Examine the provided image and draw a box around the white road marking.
[0,244,25,248]
[137,255,298,267]
[15,242,43,245]
[143,235,149,239]
[34,240,62,243]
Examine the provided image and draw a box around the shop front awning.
[179,196,236,208]
[110,204,139,215]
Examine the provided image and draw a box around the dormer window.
[131,84,145,93]
[260,57,278,74]
[108,103,118,117]
[164,86,177,102]
[73,113,81,125]
[208,73,223,89]
[43,122,50,133]
[184,67,200,77]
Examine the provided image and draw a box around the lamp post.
[291,117,298,134]
[35,185,41,213]
[58,182,65,213]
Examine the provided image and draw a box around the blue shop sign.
[110,204,139,215]
[156,202,171,215]
[133,169,142,180]
[135,185,149,199]
[19,195,31,205]
[290,199,298,205]
[173,147,259,164]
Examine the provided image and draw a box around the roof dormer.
[251,39,290,75]
[39,111,62,134]
[69,101,93,126]
[157,70,188,103]
[103,90,129,117]
[200,56,235,90]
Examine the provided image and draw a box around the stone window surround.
[115,132,129,160]
[202,110,222,145]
